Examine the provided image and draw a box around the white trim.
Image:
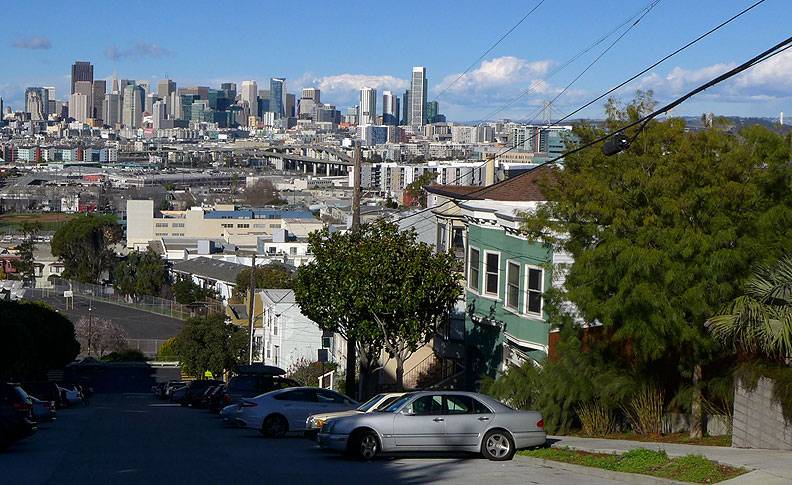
[504,259,521,311]
[467,246,481,293]
[523,264,544,318]
[504,332,549,354]
[483,250,501,298]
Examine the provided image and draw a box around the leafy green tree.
[404,171,438,208]
[294,220,462,392]
[287,357,339,387]
[51,214,122,283]
[522,92,792,437]
[172,276,215,304]
[157,337,178,360]
[114,250,168,298]
[707,255,792,359]
[172,315,248,377]
[14,222,40,283]
[0,300,80,380]
[234,263,294,297]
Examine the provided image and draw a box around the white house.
[257,289,325,371]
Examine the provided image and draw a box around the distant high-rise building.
[270,78,286,118]
[299,88,319,119]
[425,100,439,124]
[43,87,56,101]
[221,82,237,101]
[69,93,90,122]
[359,87,377,125]
[122,84,143,128]
[74,81,94,120]
[145,93,159,115]
[382,91,398,125]
[285,93,295,119]
[104,93,120,127]
[152,101,166,130]
[71,61,93,94]
[402,90,410,126]
[410,67,427,127]
[169,91,181,119]
[302,88,320,103]
[157,79,176,99]
[241,80,258,119]
[25,87,49,121]
[92,80,106,120]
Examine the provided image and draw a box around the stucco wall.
[732,377,792,450]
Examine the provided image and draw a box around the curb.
[516,456,687,485]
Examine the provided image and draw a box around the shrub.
[622,386,664,435]
[479,361,542,410]
[577,400,616,437]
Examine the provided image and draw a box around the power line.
[434,0,547,101]
[392,0,770,229]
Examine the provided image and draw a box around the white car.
[222,387,358,437]
[57,384,83,406]
[305,392,404,436]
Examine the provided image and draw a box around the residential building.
[171,256,247,302]
[410,67,427,127]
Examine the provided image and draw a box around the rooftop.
[171,256,248,283]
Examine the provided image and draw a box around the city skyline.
[2,0,791,121]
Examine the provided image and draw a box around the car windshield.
[374,395,403,411]
[382,393,415,413]
[356,394,385,412]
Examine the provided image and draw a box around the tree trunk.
[395,354,405,392]
[345,336,357,400]
[690,363,703,439]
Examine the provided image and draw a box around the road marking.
[148,403,181,407]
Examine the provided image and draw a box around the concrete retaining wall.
[732,377,792,450]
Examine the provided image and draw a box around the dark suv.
[176,380,224,407]
[0,383,37,449]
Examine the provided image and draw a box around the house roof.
[425,164,555,202]
[171,257,247,283]
[259,289,295,305]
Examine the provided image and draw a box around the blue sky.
[2,0,790,121]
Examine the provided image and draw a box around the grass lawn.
[0,212,76,233]
[571,432,732,447]
[521,448,747,483]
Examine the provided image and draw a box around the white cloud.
[436,56,553,94]
[12,36,51,50]
[309,73,409,106]
[105,42,172,61]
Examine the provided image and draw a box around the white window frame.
[483,250,501,299]
[524,264,544,317]
[468,246,481,293]
[505,260,521,311]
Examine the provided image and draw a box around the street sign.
[317,348,329,363]
[63,290,73,298]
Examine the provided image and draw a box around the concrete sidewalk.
[548,435,792,484]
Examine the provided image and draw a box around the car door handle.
[433,418,444,422]
[478,417,490,421]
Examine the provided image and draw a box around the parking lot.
[0,393,627,484]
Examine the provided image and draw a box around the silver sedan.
[318,391,545,461]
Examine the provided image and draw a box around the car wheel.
[260,414,288,438]
[481,429,515,461]
[353,430,380,461]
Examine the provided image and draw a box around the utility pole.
[247,253,256,365]
[347,140,362,398]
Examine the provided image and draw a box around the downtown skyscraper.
[270,78,286,118]
[71,61,93,94]
[359,87,377,125]
[409,67,427,127]
[382,90,398,125]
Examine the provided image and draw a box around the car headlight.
[315,418,326,428]
[323,420,336,433]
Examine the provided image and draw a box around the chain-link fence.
[40,278,223,321]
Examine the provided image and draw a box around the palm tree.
[706,255,792,359]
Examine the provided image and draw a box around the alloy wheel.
[359,434,378,460]
[486,433,511,459]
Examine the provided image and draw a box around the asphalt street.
[0,393,628,485]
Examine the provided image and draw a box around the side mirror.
[401,409,415,416]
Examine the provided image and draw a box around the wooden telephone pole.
[247,253,256,365]
[346,140,362,398]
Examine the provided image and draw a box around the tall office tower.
[71,61,93,94]
[92,80,106,120]
[270,78,286,118]
[25,87,49,121]
[302,87,320,103]
[285,93,296,118]
[157,79,176,99]
[146,93,161,115]
[410,67,427,127]
[425,100,439,124]
[152,101,166,130]
[104,93,120,127]
[221,82,236,100]
[359,87,377,125]
[241,80,258,119]
[43,86,56,101]
[382,90,398,125]
[74,81,94,119]
[122,84,143,128]
[69,93,90,122]
[138,81,150,99]
[169,91,181,119]
[402,90,410,126]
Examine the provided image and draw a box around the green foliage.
[577,400,616,437]
[171,276,215,304]
[404,171,438,208]
[157,337,178,360]
[101,349,147,362]
[172,315,248,377]
[114,249,168,298]
[480,362,542,410]
[706,254,792,358]
[294,220,462,389]
[51,213,122,283]
[234,263,294,297]
[0,300,80,380]
[13,222,40,282]
[287,357,339,387]
[522,447,746,483]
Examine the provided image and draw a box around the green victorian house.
[426,165,569,382]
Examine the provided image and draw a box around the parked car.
[305,393,404,438]
[318,391,545,461]
[169,384,189,403]
[221,374,299,409]
[164,381,186,400]
[30,397,56,422]
[57,384,84,407]
[207,385,227,414]
[223,387,358,437]
[21,382,65,409]
[0,383,37,449]
[176,380,224,407]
